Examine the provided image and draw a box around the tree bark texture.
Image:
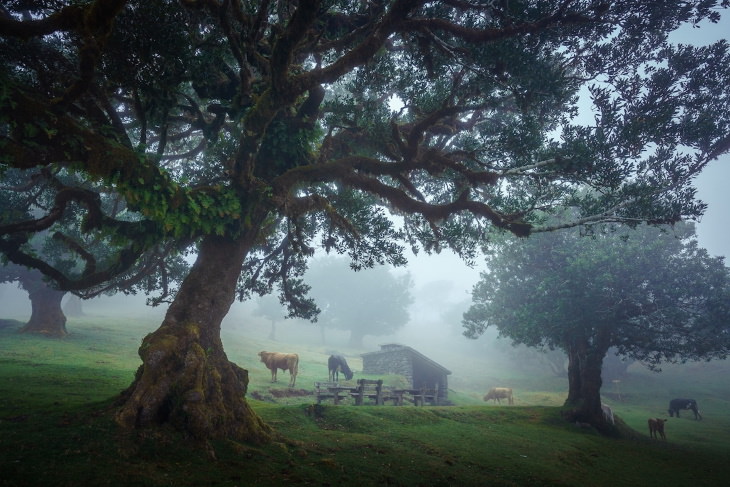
[115,235,271,443]
[564,338,612,431]
[565,347,583,406]
[18,283,68,338]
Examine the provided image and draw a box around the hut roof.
[361,343,452,375]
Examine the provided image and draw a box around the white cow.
[483,387,514,405]
[601,403,614,424]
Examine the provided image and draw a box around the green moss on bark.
[116,320,271,443]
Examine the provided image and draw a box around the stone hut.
[361,344,451,401]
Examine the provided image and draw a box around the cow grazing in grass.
[258,351,299,387]
[601,403,615,425]
[648,418,667,439]
[668,398,702,420]
[328,354,354,381]
[483,387,514,405]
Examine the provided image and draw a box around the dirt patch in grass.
[250,388,312,402]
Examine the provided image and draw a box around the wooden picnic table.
[315,381,357,405]
[392,387,440,406]
[315,380,440,406]
[351,379,385,405]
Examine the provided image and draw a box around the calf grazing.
[483,387,514,405]
[668,398,702,420]
[328,354,354,381]
[648,418,667,440]
[258,351,299,387]
[601,403,614,425]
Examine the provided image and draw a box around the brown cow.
[483,387,514,405]
[258,351,299,387]
[648,418,667,440]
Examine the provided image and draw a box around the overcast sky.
[672,10,730,258]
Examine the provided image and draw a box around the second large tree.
[463,222,730,429]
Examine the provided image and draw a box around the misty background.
[1,17,728,393]
[2,159,727,389]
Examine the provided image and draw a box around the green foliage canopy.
[2,0,730,317]
[464,221,730,425]
[0,166,189,303]
[463,222,730,369]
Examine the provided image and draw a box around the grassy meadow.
[1,302,730,486]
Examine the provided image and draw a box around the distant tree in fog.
[443,299,471,336]
[0,263,68,337]
[0,168,190,337]
[306,257,413,348]
[539,348,569,377]
[252,295,287,341]
[0,172,68,336]
[411,280,456,327]
[601,348,635,382]
[464,222,730,430]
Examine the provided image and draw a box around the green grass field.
[1,313,729,487]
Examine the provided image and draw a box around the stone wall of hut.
[362,345,415,385]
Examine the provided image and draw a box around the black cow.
[668,398,702,420]
[328,355,354,381]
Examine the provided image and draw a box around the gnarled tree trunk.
[19,279,68,338]
[564,337,612,432]
[115,235,271,443]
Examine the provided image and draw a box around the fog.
[3,152,729,395]
[4,166,726,399]
[8,156,726,388]
[1,17,729,394]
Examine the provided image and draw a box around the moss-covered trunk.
[115,234,271,443]
[19,281,67,338]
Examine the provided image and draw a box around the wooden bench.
[350,379,386,405]
[385,388,406,406]
[397,384,440,406]
[413,386,439,406]
[314,381,355,405]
